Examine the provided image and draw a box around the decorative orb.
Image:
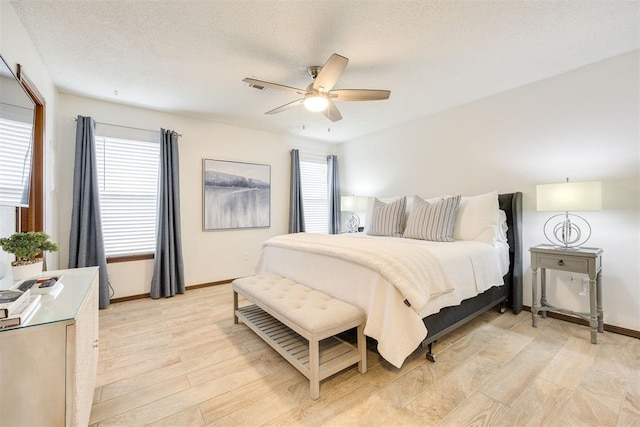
[346,214,360,233]
[543,213,592,248]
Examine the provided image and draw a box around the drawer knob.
[558,260,565,266]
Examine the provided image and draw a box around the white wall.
[339,51,640,331]
[57,94,334,298]
[0,3,59,285]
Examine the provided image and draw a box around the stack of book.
[0,288,41,328]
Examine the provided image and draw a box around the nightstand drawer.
[537,255,589,273]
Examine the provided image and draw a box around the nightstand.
[530,244,603,343]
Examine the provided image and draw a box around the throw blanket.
[260,233,455,311]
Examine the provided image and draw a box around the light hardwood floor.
[90,283,640,426]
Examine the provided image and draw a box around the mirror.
[0,54,35,207]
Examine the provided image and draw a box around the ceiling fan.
[242,53,390,122]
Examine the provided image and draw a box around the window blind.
[95,124,160,257]
[0,104,33,207]
[300,155,328,234]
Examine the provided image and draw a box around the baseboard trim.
[187,279,233,290]
[109,278,234,304]
[109,292,639,339]
[522,305,640,340]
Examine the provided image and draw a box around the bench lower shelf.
[236,304,362,385]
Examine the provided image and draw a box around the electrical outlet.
[579,278,589,296]
[243,252,249,261]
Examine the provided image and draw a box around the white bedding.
[256,233,509,368]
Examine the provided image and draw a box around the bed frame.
[420,192,523,361]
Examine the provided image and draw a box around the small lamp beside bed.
[536,179,601,248]
[341,196,368,232]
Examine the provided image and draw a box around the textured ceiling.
[9,0,640,143]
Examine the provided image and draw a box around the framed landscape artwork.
[203,159,271,230]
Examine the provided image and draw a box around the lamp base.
[543,213,592,248]
[346,213,360,233]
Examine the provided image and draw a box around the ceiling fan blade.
[265,98,304,115]
[330,89,391,101]
[313,53,348,92]
[322,100,342,122]
[243,78,306,95]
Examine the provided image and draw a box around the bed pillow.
[366,197,406,237]
[403,195,461,242]
[497,209,508,243]
[365,196,413,231]
[453,191,500,244]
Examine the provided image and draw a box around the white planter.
[12,260,43,281]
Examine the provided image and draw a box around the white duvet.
[256,233,509,368]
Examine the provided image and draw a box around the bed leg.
[499,300,507,314]
[426,341,437,363]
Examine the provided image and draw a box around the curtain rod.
[73,118,183,137]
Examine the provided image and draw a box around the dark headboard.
[498,192,523,314]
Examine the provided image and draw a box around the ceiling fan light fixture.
[304,94,329,112]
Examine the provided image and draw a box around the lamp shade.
[536,181,601,212]
[341,196,368,212]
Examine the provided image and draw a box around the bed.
[421,192,523,360]
[256,192,522,368]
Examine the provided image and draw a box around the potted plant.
[0,231,59,280]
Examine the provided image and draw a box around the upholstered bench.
[232,273,367,399]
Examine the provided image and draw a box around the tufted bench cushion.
[233,273,367,399]
[233,273,364,337]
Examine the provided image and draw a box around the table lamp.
[341,196,368,232]
[536,179,601,248]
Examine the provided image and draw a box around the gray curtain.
[327,155,340,234]
[150,129,185,299]
[289,149,305,233]
[68,115,110,308]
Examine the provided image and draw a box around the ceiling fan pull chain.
[302,104,306,130]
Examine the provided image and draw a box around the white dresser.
[0,267,99,426]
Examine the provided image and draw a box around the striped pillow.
[403,195,461,242]
[366,197,406,237]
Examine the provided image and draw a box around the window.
[299,154,328,234]
[95,124,159,258]
[0,107,33,206]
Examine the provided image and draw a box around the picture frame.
[202,159,271,231]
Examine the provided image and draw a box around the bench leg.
[357,324,367,374]
[233,290,239,324]
[309,339,320,400]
